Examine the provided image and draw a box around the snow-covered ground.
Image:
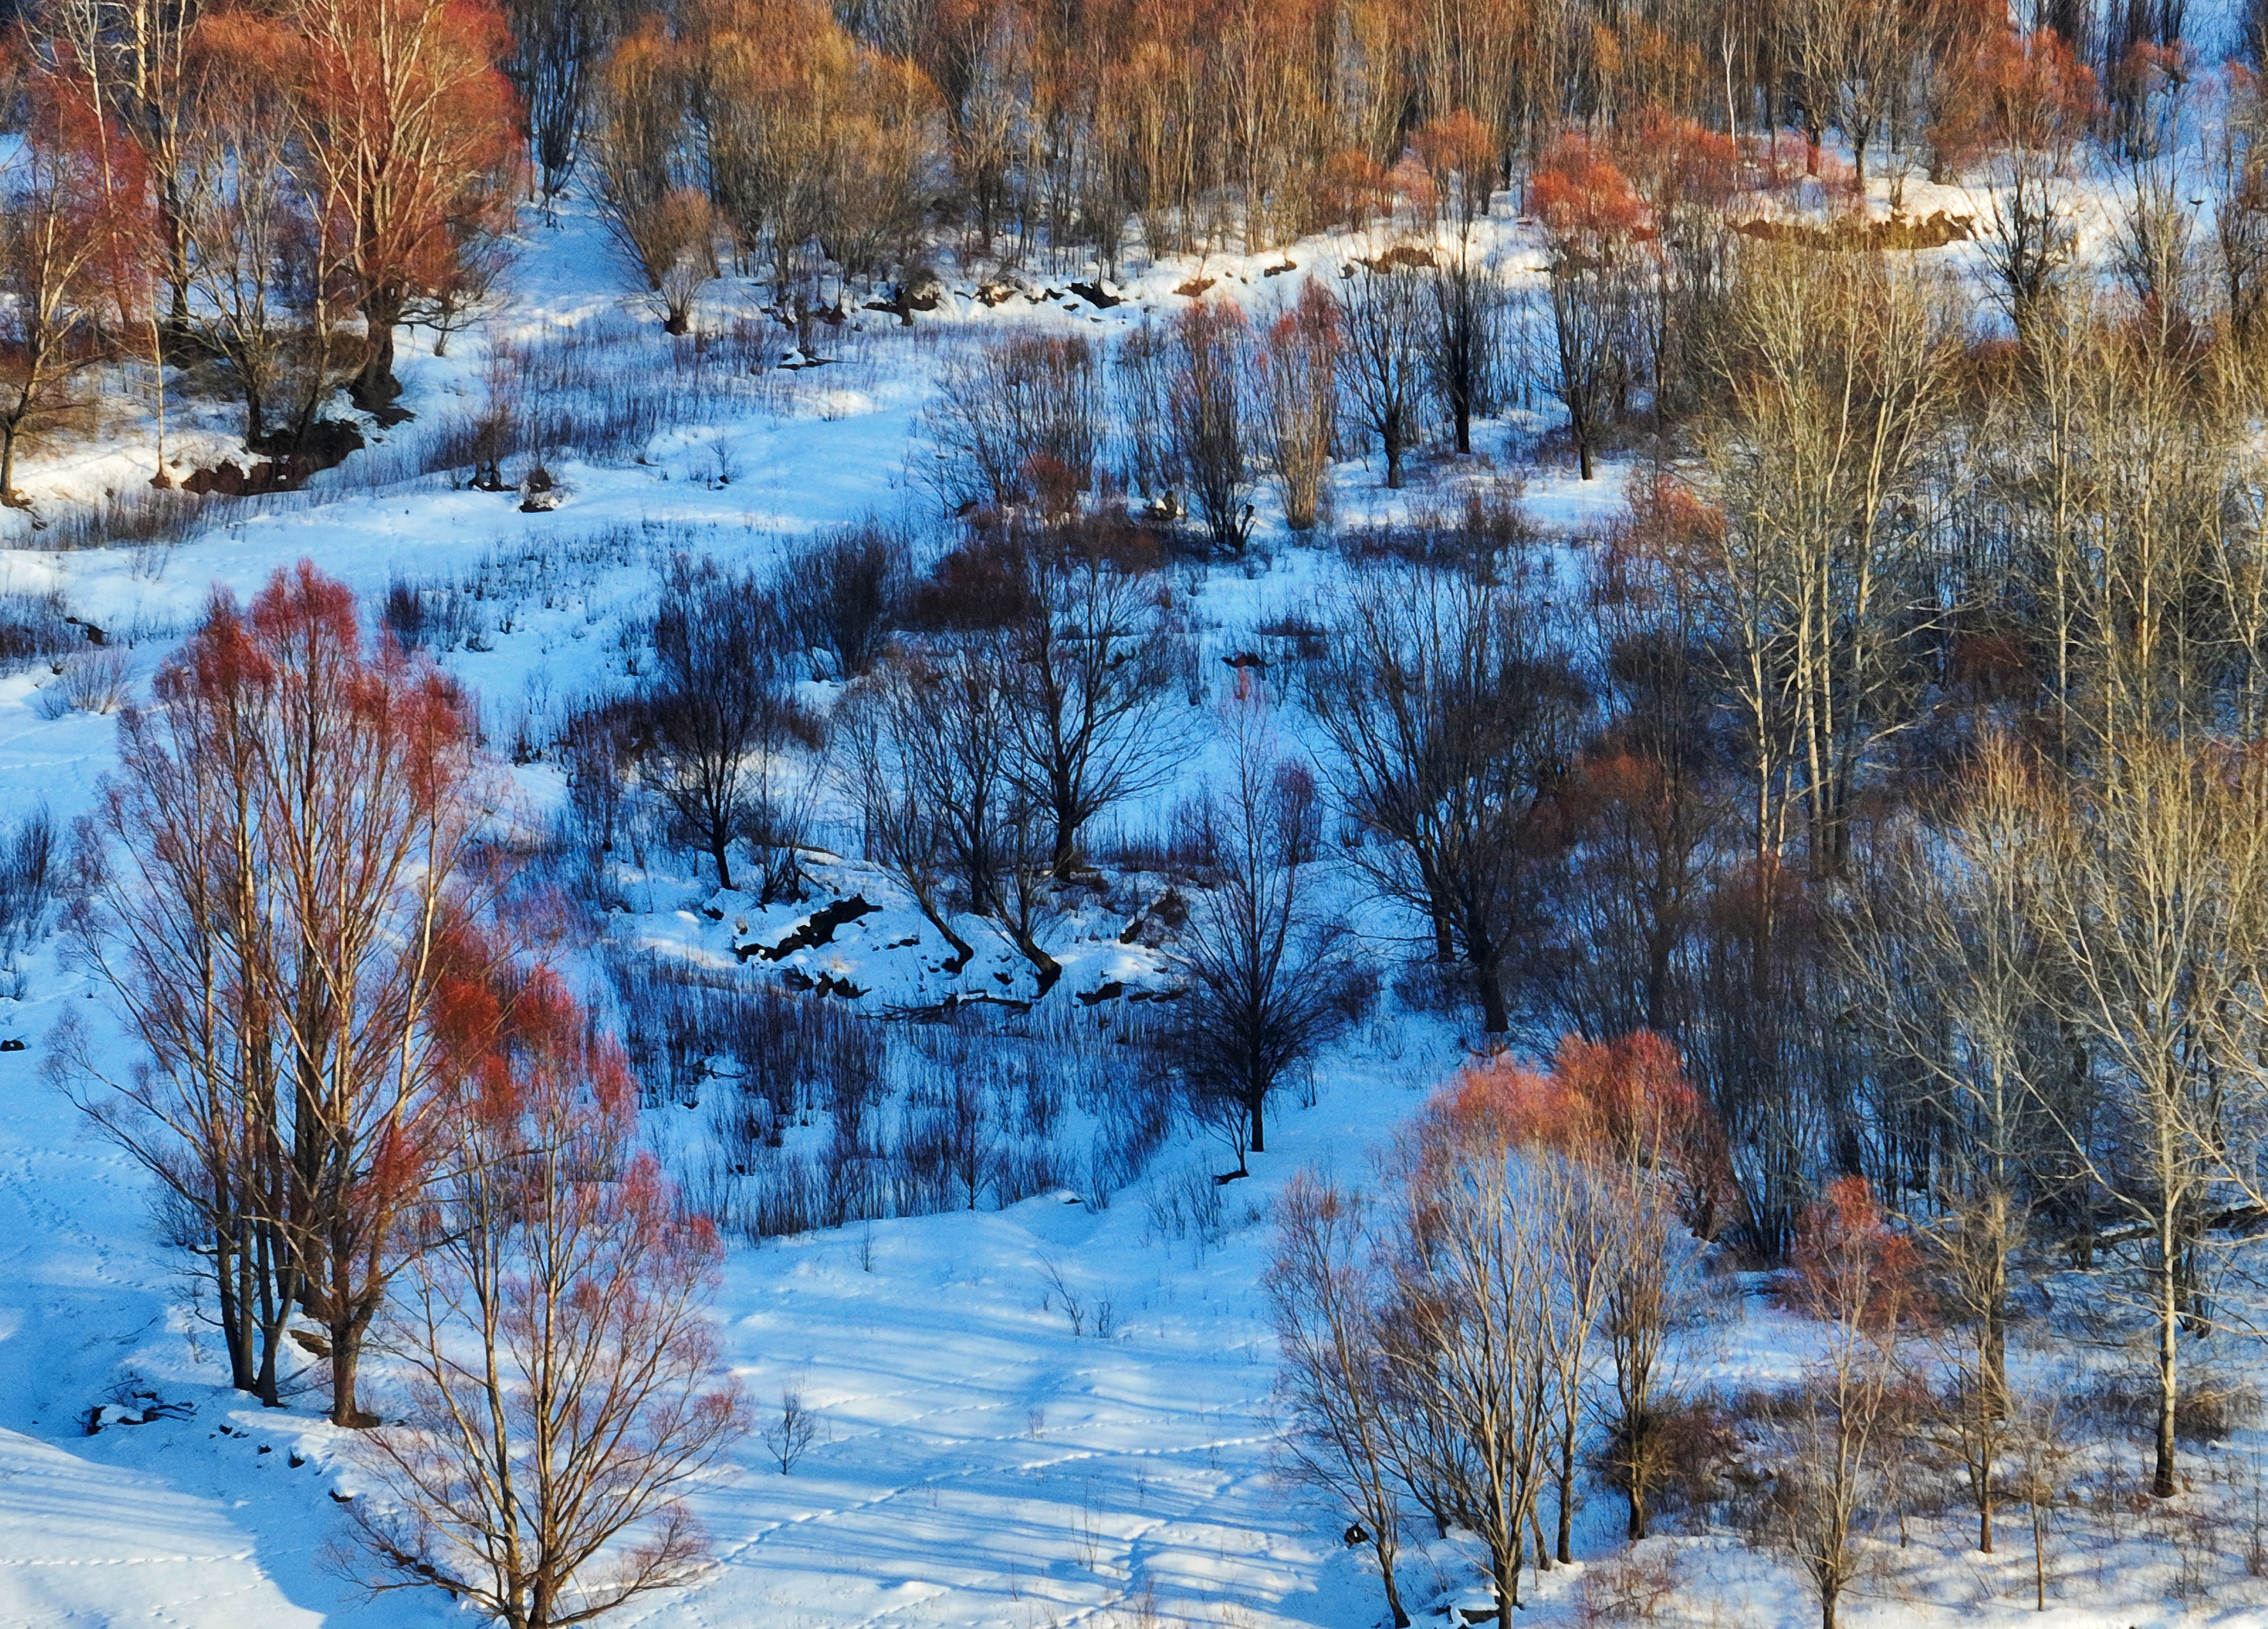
[6,169,2268,1629]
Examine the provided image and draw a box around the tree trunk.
[1476,951,1509,1035]
[0,419,24,505]
[330,1310,376,1427]
[916,896,976,974]
[216,1225,256,1394]
[293,1053,330,1314]
[1492,1535,1521,1614]
[993,908,1061,995]
[254,1230,289,1407]
[354,291,406,411]
[1050,799,1080,876]
[1556,1425,1576,1563]
[1372,1528,1409,1629]
[1984,1263,2008,1396]
[2154,1238,2179,1497]
[160,178,193,339]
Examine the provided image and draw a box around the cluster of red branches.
[0,0,521,500]
[60,563,740,1628]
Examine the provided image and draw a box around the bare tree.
[1429,249,1505,461]
[1379,1076,1560,1614]
[1411,109,1504,459]
[2110,148,2205,326]
[1161,705,1347,1166]
[994,525,1188,877]
[1338,256,1429,489]
[1786,0,1914,189]
[502,0,619,216]
[290,0,523,411]
[344,968,745,1627]
[1307,564,1585,1038]
[2213,73,2268,347]
[1843,783,2068,1431]
[1536,1147,1616,1567]
[643,560,802,896]
[1529,137,1648,482]
[1256,280,1338,532]
[1168,300,1256,555]
[560,695,643,875]
[921,332,1102,515]
[1550,1033,1719,1543]
[1984,733,2268,1499]
[763,1387,820,1473]
[588,21,716,335]
[61,564,501,1426]
[1267,1172,1413,1629]
[178,25,321,447]
[1969,30,2095,345]
[1697,241,1956,881]
[942,1075,991,1209]
[1114,318,1176,509]
[1924,1192,2030,1556]
[1554,484,1737,1044]
[2008,1388,2078,1612]
[59,602,298,1401]
[0,102,119,505]
[841,634,1059,990]
[839,655,983,976]
[1765,1178,1923,1629]
[773,521,908,681]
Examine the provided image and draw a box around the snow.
[4,159,2268,1629]
[0,1427,326,1629]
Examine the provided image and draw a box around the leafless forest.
[17,1,2268,1626]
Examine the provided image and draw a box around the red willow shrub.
[65,562,504,1423]
[345,961,746,1626]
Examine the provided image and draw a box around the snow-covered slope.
[4,176,2268,1629]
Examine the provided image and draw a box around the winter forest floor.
[6,163,2268,1629]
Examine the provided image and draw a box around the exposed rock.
[181,420,367,494]
[736,894,881,963]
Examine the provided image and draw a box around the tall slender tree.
[292,0,523,410]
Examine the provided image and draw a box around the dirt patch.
[178,418,367,495]
[1734,208,1973,252]
[1350,244,1436,272]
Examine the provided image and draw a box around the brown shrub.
[1575,1548,1682,1624]
[2071,1370,2262,1443]
[1599,1392,1748,1522]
